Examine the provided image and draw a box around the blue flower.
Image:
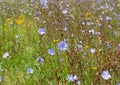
[40,0,48,8]
[76,81,81,85]
[101,70,111,80]
[38,28,46,35]
[58,41,68,51]
[63,27,68,31]
[113,31,118,36]
[37,57,44,64]
[27,68,33,74]
[48,48,55,55]
[115,46,120,51]
[106,43,111,48]
[67,74,78,82]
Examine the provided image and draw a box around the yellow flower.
[99,37,102,43]
[16,19,24,25]
[53,39,59,43]
[16,15,25,25]
[4,28,8,32]
[85,12,94,20]
[6,18,10,22]
[85,45,89,49]
[93,67,97,70]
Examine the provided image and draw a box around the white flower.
[15,35,19,39]
[89,29,95,34]
[62,9,68,14]
[101,70,111,80]
[90,48,96,53]
[3,52,9,58]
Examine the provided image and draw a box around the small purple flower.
[40,0,48,8]
[27,68,33,74]
[67,74,78,82]
[118,18,120,20]
[58,41,68,51]
[101,70,111,80]
[115,46,120,51]
[48,48,55,55]
[76,81,81,85]
[116,83,120,85]
[63,27,68,31]
[106,43,111,48]
[106,16,112,21]
[34,12,41,16]
[0,76,2,82]
[37,57,44,64]
[38,28,46,35]
[113,32,118,36]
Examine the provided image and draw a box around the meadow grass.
[0,0,120,85]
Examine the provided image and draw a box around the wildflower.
[85,45,89,49]
[108,25,112,29]
[98,23,102,26]
[38,28,46,35]
[59,58,63,62]
[15,35,19,39]
[3,52,9,58]
[93,67,97,70]
[40,0,48,8]
[4,28,8,32]
[113,32,118,36]
[67,74,78,82]
[48,48,55,55]
[94,32,100,35]
[58,41,68,51]
[6,18,11,23]
[101,70,111,80]
[16,19,24,24]
[76,81,81,85]
[62,9,68,14]
[53,39,59,43]
[106,43,111,48]
[63,27,68,31]
[0,76,2,82]
[27,68,33,74]
[90,48,96,53]
[77,44,83,48]
[116,83,120,85]
[37,57,44,64]
[89,29,95,34]
[86,22,94,25]
[106,16,112,21]
[115,46,120,51]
